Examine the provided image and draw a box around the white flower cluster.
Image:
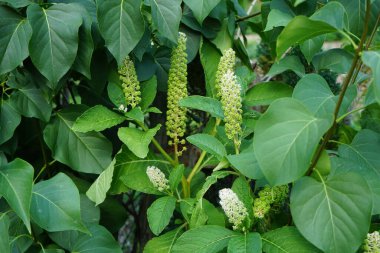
[364,231,380,253]
[146,166,169,192]
[118,104,128,113]
[219,188,248,231]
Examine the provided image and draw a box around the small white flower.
[364,231,380,253]
[219,188,248,230]
[118,104,128,113]
[146,166,170,192]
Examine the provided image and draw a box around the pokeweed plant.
[0,0,379,253]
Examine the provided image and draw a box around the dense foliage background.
[0,0,380,252]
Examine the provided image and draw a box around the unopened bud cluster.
[364,231,380,253]
[146,166,169,192]
[219,188,248,231]
[215,49,236,98]
[253,185,289,219]
[166,33,188,155]
[118,56,141,108]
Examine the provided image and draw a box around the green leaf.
[125,107,145,123]
[169,165,184,191]
[0,100,21,145]
[362,51,380,104]
[227,152,264,179]
[244,82,293,106]
[231,177,253,224]
[86,159,116,206]
[148,196,177,236]
[312,48,353,74]
[31,173,87,233]
[189,201,208,229]
[267,55,305,77]
[172,225,238,253]
[276,16,337,57]
[140,76,158,111]
[179,95,224,119]
[293,74,336,120]
[151,0,182,43]
[27,4,82,85]
[187,134,226,160]
[183,0,221,24]
[43,106,112,174]
[334,129,380,214]
[211,18,232,53]
[1,0,35,8]
[0,6,32,74]
[253,98,331,185]
[72,105,125,132]
[300,35,324,63]
[118,124,161,159]
[310,1,348,30]
[264,9,294,31]
[290,173,372,253]
[227,233,261,253]
[360,104,380,133]
[262,226,322,253]
[199,39,221,98]
[97,0,144,66]
[196,171,230,200]
[144,226,184,253]
[0,214,10,253]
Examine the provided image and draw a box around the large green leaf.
[227,233,261,253]
[312,49,353,74]
[334,129,380,214]
[43,106,112,174]
[118,124,161,159]
[0,159,33,233]
[267,55,305,77]
[262,226,322,253]
[179,95,224,119]
[362,51,380,104]
[27,4,82,85]
[147,196,177,235]
[211,18,232,53]
[172,225,239,253]
[144,226,184,253]
[150,0,182,43]
[97,0,144,66]
[0,6,32,74]
[31,173,87,233]
[227,152,264,179]
[0,100,21,145]
[199,39,221,98]
[253,98,331,185]
[310,1,348,30]
[72,105,126,132]
[187,134,226,160]
[183,0,221,24]
[291,172,372,253]
[276,16,337,57]
[244,82,293,106]
[0,214,10,253]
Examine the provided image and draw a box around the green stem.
[336,105,367,123]
[339,30,358,49]
[236,12,261,22]
[34,160,56,182]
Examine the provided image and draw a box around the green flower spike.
[118,56,141,109]
[364,231,380,253]
[215,48,236,98]
[219,188,248,231]
[253,185,289,219]
[166,32,188,156]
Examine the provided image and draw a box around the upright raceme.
[146,166,170,192]
[118,56,141,109]
[253,185,289,219]
[219,188,248,231]
[215,48,236,98]
[363,231,380,253]
[166,32,188,156]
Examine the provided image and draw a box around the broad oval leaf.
[0,6,32,74]
[187,134,226,160]
[147,196,177,236]
[0,100,21,145]
[180,95,224,119]
[97,0,144,66]
[227,233,261,253]
[183,0,221,24]
[253,98,331,185]
[290,173,372,253]
[31,173,87,233]
[27,4,82,85]
[244,82,293,106]
[144,226,184,253]
[43,105,112,174]
[172,225,239,253]
[0,158,33,233]
[72,105,126,132]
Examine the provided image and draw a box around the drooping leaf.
[31,173,87,233]
[72,105,125,132]
[290,172,372,253]
[227,233,261,253]
[187,134,226,160]
[267,55,305,77]
[43,106,112,174]
[0,100,21,145]
[172,225,239,253]
[97,0,144,66]
[253,98,331,185]
[144,226,184,253]
[0,158,33,233]
[0,6,32,74]
[244,82,293,106]
[362,51,380,104]
[147,196,177,235]
[179,95,224,119]
[27,4,82,85]
[183,0,221,24]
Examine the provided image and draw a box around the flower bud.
[146,166,170,192]
[118,56,141,108]
[219,188,248,231]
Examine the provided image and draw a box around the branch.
[236,12,261,22]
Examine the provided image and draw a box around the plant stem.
[236,12,261,22]
[306,0,371,176]
[336,105,367,123]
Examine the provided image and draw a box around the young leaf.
[227,233,261,253]
[172,225,239,253]
[140,76,158,111]
[183,0,221,24]
[169,165,184,191]
[72,105,125,132]
[180,95,224,119]
[262,226,321,253]
[244,82,293,106]
[187,134,226,160]
[290,173,372,253]
[253,98,331,185]
[264,9,294,31]
[97,0,144,66]
[118,124,161,159]
[0,158,33,233]
[147,196,177,236]
[232,177,253,224]
[144,226,184,253]
[300,35,325,63]
[267,55,305,78]
[31,173,87,233]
